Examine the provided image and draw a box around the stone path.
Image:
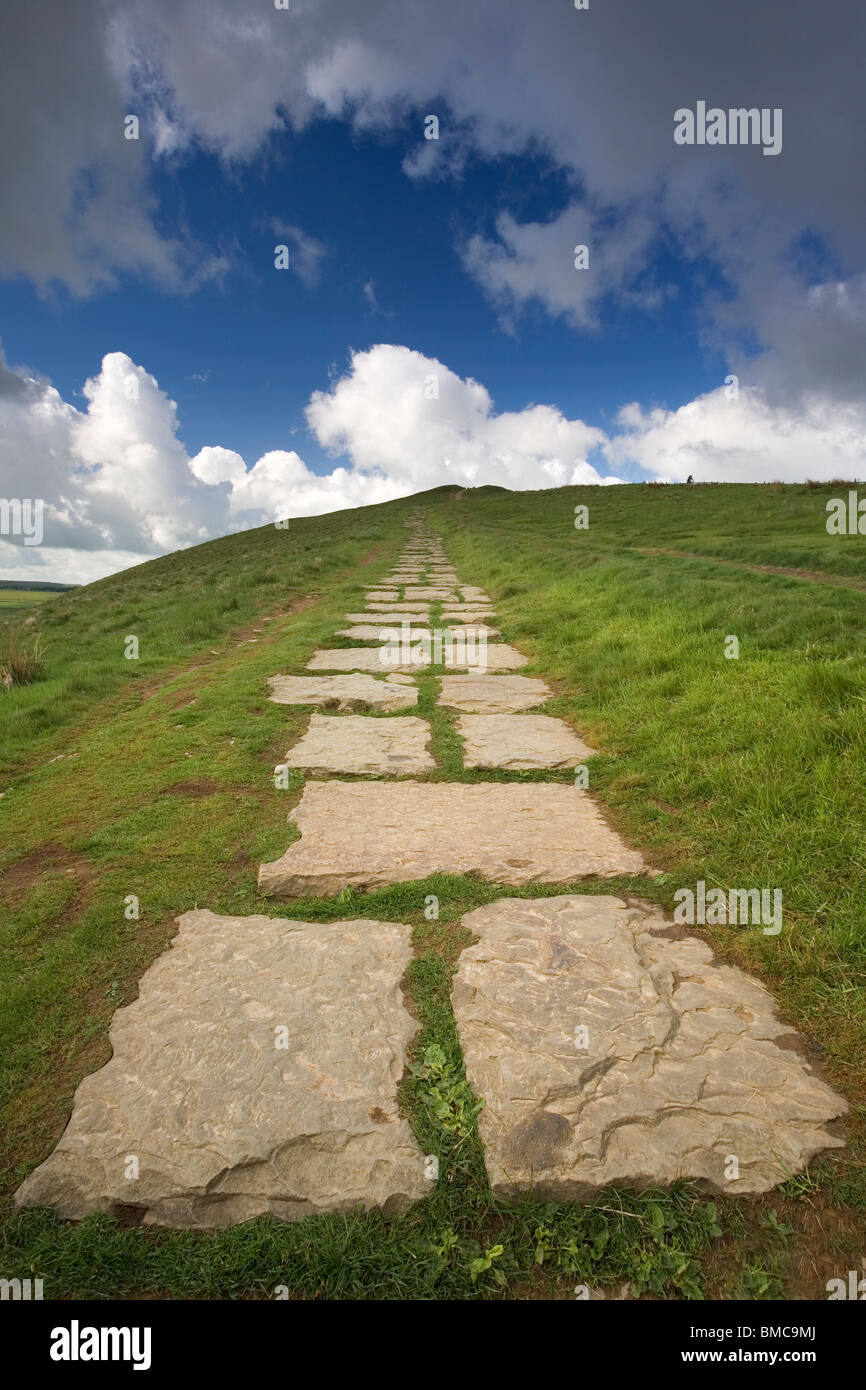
[452,896,846,1199]
[16,911,427,1226]
[282,713,434,775]
[258,782,649,896]
[305,644,528,672]
[337,624,434,642]
[17,516,848,1229]
[458,713,595,768]
[339,621,499,639]
[438,673,552,712]
[440,608,495,622]
[363,601,430,612]
[267,672,419,710]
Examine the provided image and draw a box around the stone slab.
[306,644,526,672]
[364,591,400,603]
[453,895,847,1199]
[307,648,422,673]
[458,714,596,768]
[460,587,491,603]
[364,602,430,613]
[438,623,500,637]
[283,713,435,775]
[268,673,418,711]
[15,911,428,1226]
[440,609,495,622]
[438,674,551,713]
[469,644,526,670]
[337,625,434,642]
[259,783,647,897]
[344,613,431,625]
[403,587,458,601]
[340,623,499,641]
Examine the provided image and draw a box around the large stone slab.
[468,644,526,670]
[453,896,847,1199]
[363,602,431,613]
[403,587,457,601]
[440,609,495,622]
[268,673,418,711]
[438,674,551,713]
[339,623,499,641]
[15,911,428,1226]
[337,625,434,642]
[460,586,491,603]
[259,783,647,897]
[364,590,400,603]
[283,713,434,775]
[458,714,596,768]
[306,644,526,673]
[307,648,421,673]
[344,613,431,625]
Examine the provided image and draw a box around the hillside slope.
[1,480,864,1300]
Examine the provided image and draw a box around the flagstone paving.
[337,625,434,642]
[344,612,431,625]
[403,587,458,601]
[306,648,422,673]
[438,673,552,712]
[267,672,419,711]
[258,782,648,897]
[338,623,500,641]
[282,713,435,775]
[458,713,595,768]
[306,644,528,672]
[364,601,431,612]
[18,523,848,1233]
[15,911,427,1226]
[452,895,847,1200]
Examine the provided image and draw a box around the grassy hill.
[1,481,864,1299]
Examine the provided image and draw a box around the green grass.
[1,481,865,1299]
[0,588,61,621]
[0,587,60,607]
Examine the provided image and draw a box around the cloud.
[463,205,668,332]
[268,221,329,288]
[3,0,864,409]
[0,2,227,295]
[306,344,616,489]
[0,342,619,583]
[605,387,866,484]
[3,339,865,586]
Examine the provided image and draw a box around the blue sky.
[2,122,725,474]
[0,0,864,582]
